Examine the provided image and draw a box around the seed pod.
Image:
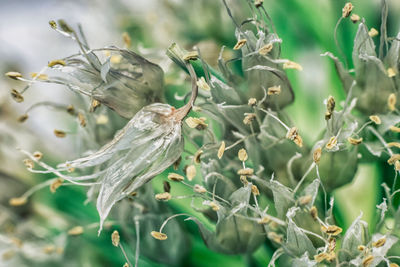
[237,168,254,176]
[283,61,303,71]
[11,89,24,103]
[111,230,120,247]
[342,2,354,18]
[217,141,225,159]
[150,231,168,240]
[258,43,273,55]
[267,85,281,95]
[238,148,248,161]
[233,39,247,50]
[321,225,343,236]
[168,173,184,182]
[348,137,363,145]
[68,226,84,236]
[155,192,171,201]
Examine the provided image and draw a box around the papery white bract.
[58,103,183,233]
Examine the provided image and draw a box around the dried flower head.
[9,197,27,206]
[196,77,210,91]
[267,85,281,95]
[151,231,168,240]
[326,136,338,150]
[248,98,257,106]
[369,115,381,125]
[54,129,67,138]
[238,148,248,161]
[11,89,24,103]
[194,184,207,193]
[313,147,322,164]
[243,113,256,125]
[111,230,120,247]
[186,165,196,181]
[342,2,354,18]
[321,225,343,236]
[67,226,84,236]
[388,93,397,111]
[350,13,360,23]
[50,178,64,193]
[155,192,172,201]
[233,39,247,50]
[217,141,225,159]
[283,60,303,71]
[185,117,208,130]
[348,137,363,145]
[5,71,22,79]
[258,43,273,55]
[368,28,379,37]
[168,173,184,182]
[237,168,254,176]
